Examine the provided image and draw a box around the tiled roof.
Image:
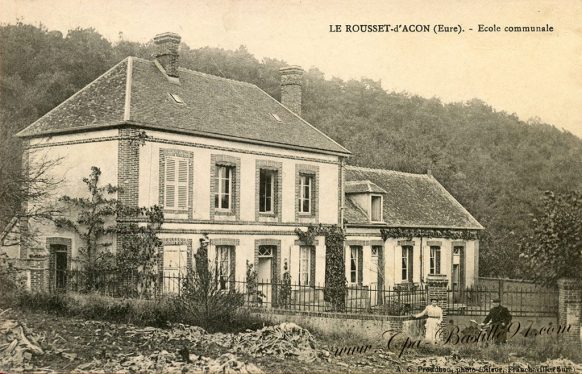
[17,58,350,156]
[345,180,387,194]
[344,166,483,229]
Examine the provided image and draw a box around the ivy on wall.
[380,228,479,241]
[295,224,346,311]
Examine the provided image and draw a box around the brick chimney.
[279,66,304,116]
[154,32,181,78]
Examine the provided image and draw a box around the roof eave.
[345,222,484,230]
[16,120,352,157]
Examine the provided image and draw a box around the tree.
[116,205,164,298]
[0,146,63,249]
[54,167,120,289]
[519,191,582,285]
[54,166,165,293]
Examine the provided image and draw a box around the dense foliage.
[2,22,582,277]
[55,166,164,294]
[296,225,346,310]
[519,191,582,285]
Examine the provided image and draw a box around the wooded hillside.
[2,23,581,277]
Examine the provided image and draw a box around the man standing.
[483,298,512,344]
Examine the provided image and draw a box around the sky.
[1,0,581,137]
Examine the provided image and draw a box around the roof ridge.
[131,57,257,88]
[345,165,430,178]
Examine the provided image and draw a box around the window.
[299,246,312,286]
[164,156,189,210]
[371,195,383,222]
[258,246,273,257]
[430,246,441,274]
[216,246,233,290]
[349,246,362,284]
[298,174,313,214]
[215,165,233,210]
[259,169,276,213]
[401,246,413,282]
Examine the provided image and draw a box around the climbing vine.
[295,224,346,311]
[380,228,479,241]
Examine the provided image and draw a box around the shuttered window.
[165,156,189,210]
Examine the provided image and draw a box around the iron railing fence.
[55,270,558,317]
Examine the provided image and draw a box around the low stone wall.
[249,308,424,341]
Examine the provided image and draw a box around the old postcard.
[0,0,581,373]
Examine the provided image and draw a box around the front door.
[257,245,275,305]
[50,244,68,291]
[452,246,465,302]
[163,245,189,294]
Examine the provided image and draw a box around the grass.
[13,290,267,333]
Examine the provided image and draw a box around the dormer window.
[371,195,383,222]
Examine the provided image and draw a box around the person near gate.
[413,298,443,343]
[483,298,512,344]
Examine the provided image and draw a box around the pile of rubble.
[225,322,326,362]
[0,310,44,371]
[125,323,207,343]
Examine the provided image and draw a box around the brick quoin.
[558,278,582,344]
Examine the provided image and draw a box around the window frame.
[370,194,383,222]
[215,165,233,211]
[216,245,234,290]
[259,169,275,214]
[401,245,414,282]
[298,246,311,286]
[298,173,313,214]
[429,246,441,274]
[295,164,319,221]
[349,245,363,285]
[210,155,241,219]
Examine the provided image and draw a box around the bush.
[17,292,69,313]
[16,291,179,327]
[176,241,245,331]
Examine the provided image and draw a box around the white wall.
[345,232,480,289]
[138,129,341,224]
[26,131,119,256]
